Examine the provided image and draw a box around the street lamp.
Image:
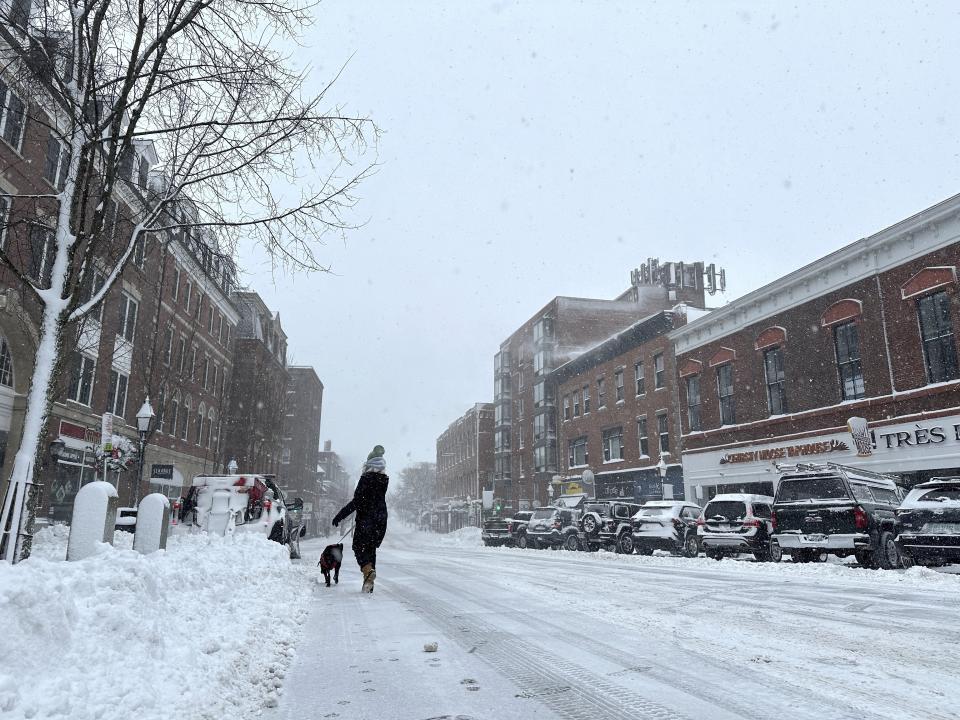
[657,455,668,478]
[134,397,155,505]
[227,458,238,474]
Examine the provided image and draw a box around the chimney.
[323,440,332,452]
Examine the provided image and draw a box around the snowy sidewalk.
[270,536,554,720]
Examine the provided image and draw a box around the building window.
[615,370,624,401]
[0,336,13,387]
[28,225,55,285]
[184,281,192,313]
[569,436,588,468]
[281,447,291,464]
[195,405,205,446]
[717,364,735,425]
[177,336,187,376]
[597,377,606,407]
[635,361,645,395]
[43,133,70,190]
[657,412,669,453]
[66,353,95,405]
[190,346,197,381]
[602,427,624,462]
[563,394,570,420]
[686,376,701,431]
[202,357,210,389]
[132,236,145,267]
[518,367,524,391]
[518,396,525,419]
[0,194,10,249]
[172,267,180,300]
[156,388,167,434]
[637,417,649,457]
[582,384,590,413]
[0,80,26,151]
[117,294,138,342]
[181,399,191,440]
[533,380,552,408]
[518,426,524,449]
[573,390,581,417]
[917,291,959,383]
[195,293,203,322]
[169,395,179,437]
[106,371,128,418]
[654,354,665,389]
[763,347,787,415]
[833,322,865,400]
[163,328,173,366]
[208,411,216,450]
[207,305,215,334]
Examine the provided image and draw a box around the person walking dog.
[332,446,389,593]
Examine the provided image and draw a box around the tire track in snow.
[386,578,694,720]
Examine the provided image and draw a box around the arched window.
[207,409,216,450]
[181,396,191,441]
[170,392,180,438]
[196,402,206,446]
[0,336,13,387]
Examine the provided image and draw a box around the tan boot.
[361,563,376,593]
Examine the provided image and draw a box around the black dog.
[317,543,343,587]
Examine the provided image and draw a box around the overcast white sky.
[243,1,960,472]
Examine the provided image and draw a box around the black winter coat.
[333,471,389,548]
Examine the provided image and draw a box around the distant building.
[673,196,960,503]
[221,291,289,477]
[553,309,691,503]
[281,366,324,508]
[436,403,494,503]
[493,261,711,512]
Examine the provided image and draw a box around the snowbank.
[432,526,483,548]
[0,527,310,719]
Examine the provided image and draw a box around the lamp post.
[134,398,155,506]
[657,455,667,478]
[227,458,238,474]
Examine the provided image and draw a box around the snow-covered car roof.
[192,474,268,488]
[640,500,694,508]
[914,477,960,488]
[779,468,899,489]
[705,493,774,504]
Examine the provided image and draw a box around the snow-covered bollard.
[423,642,439,653]
[67,481,119,561]
[134,493,170,555]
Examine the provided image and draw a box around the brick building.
[0,39,239,515]
[553,309,691,503]
[221,291,289,477]
[281,366,324,508]
[436,402,494,501]
[673,194,960,504]
[493,261,710,511]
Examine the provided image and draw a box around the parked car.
[578,501,643,553]
[525,506,582,550]
[115,506,137,533]
[482,517,512,546]
[772,463,903,568]
[698,493,780,562]
[896,477,960,567]
[507,511,533,547]
[631,501,702,557]
[181,474,305,559]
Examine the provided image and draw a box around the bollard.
[67,481,119,561]
[134,493,171,555]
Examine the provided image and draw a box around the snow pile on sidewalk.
[0,528,310,720]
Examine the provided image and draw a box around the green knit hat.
[367,445,385,460]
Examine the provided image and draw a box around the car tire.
[617,532,634,554]
[899,550,915,569]
[517,534,528,550]
[876,530,900,570]
[564,534,580,551]
[855,549,876,569]
[581,513,600,535]
[708,551,723,561]
[767,540,783,563]
[681,535,700,558]
[268,521,284,544]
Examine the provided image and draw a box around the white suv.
[180,474,305,559]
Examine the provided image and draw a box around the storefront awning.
[150,465,185,489]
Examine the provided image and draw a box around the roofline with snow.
[668,192,960,353]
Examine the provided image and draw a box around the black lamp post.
[134,397,155,506]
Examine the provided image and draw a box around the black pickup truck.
[481,511,533,547]
[773,463,904,568]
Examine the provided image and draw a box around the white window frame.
[0,80,26,152]
[117,293,138,342]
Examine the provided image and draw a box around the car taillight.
[553,520,562,529]
[771,510,777,532]
[233,477,246,486]
[854,505,868,530]
[742,518,761,528]
[507,523,514,532]
[263,499,272,514]
[696,516,705,526]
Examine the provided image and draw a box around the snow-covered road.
[273,528,960,720]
